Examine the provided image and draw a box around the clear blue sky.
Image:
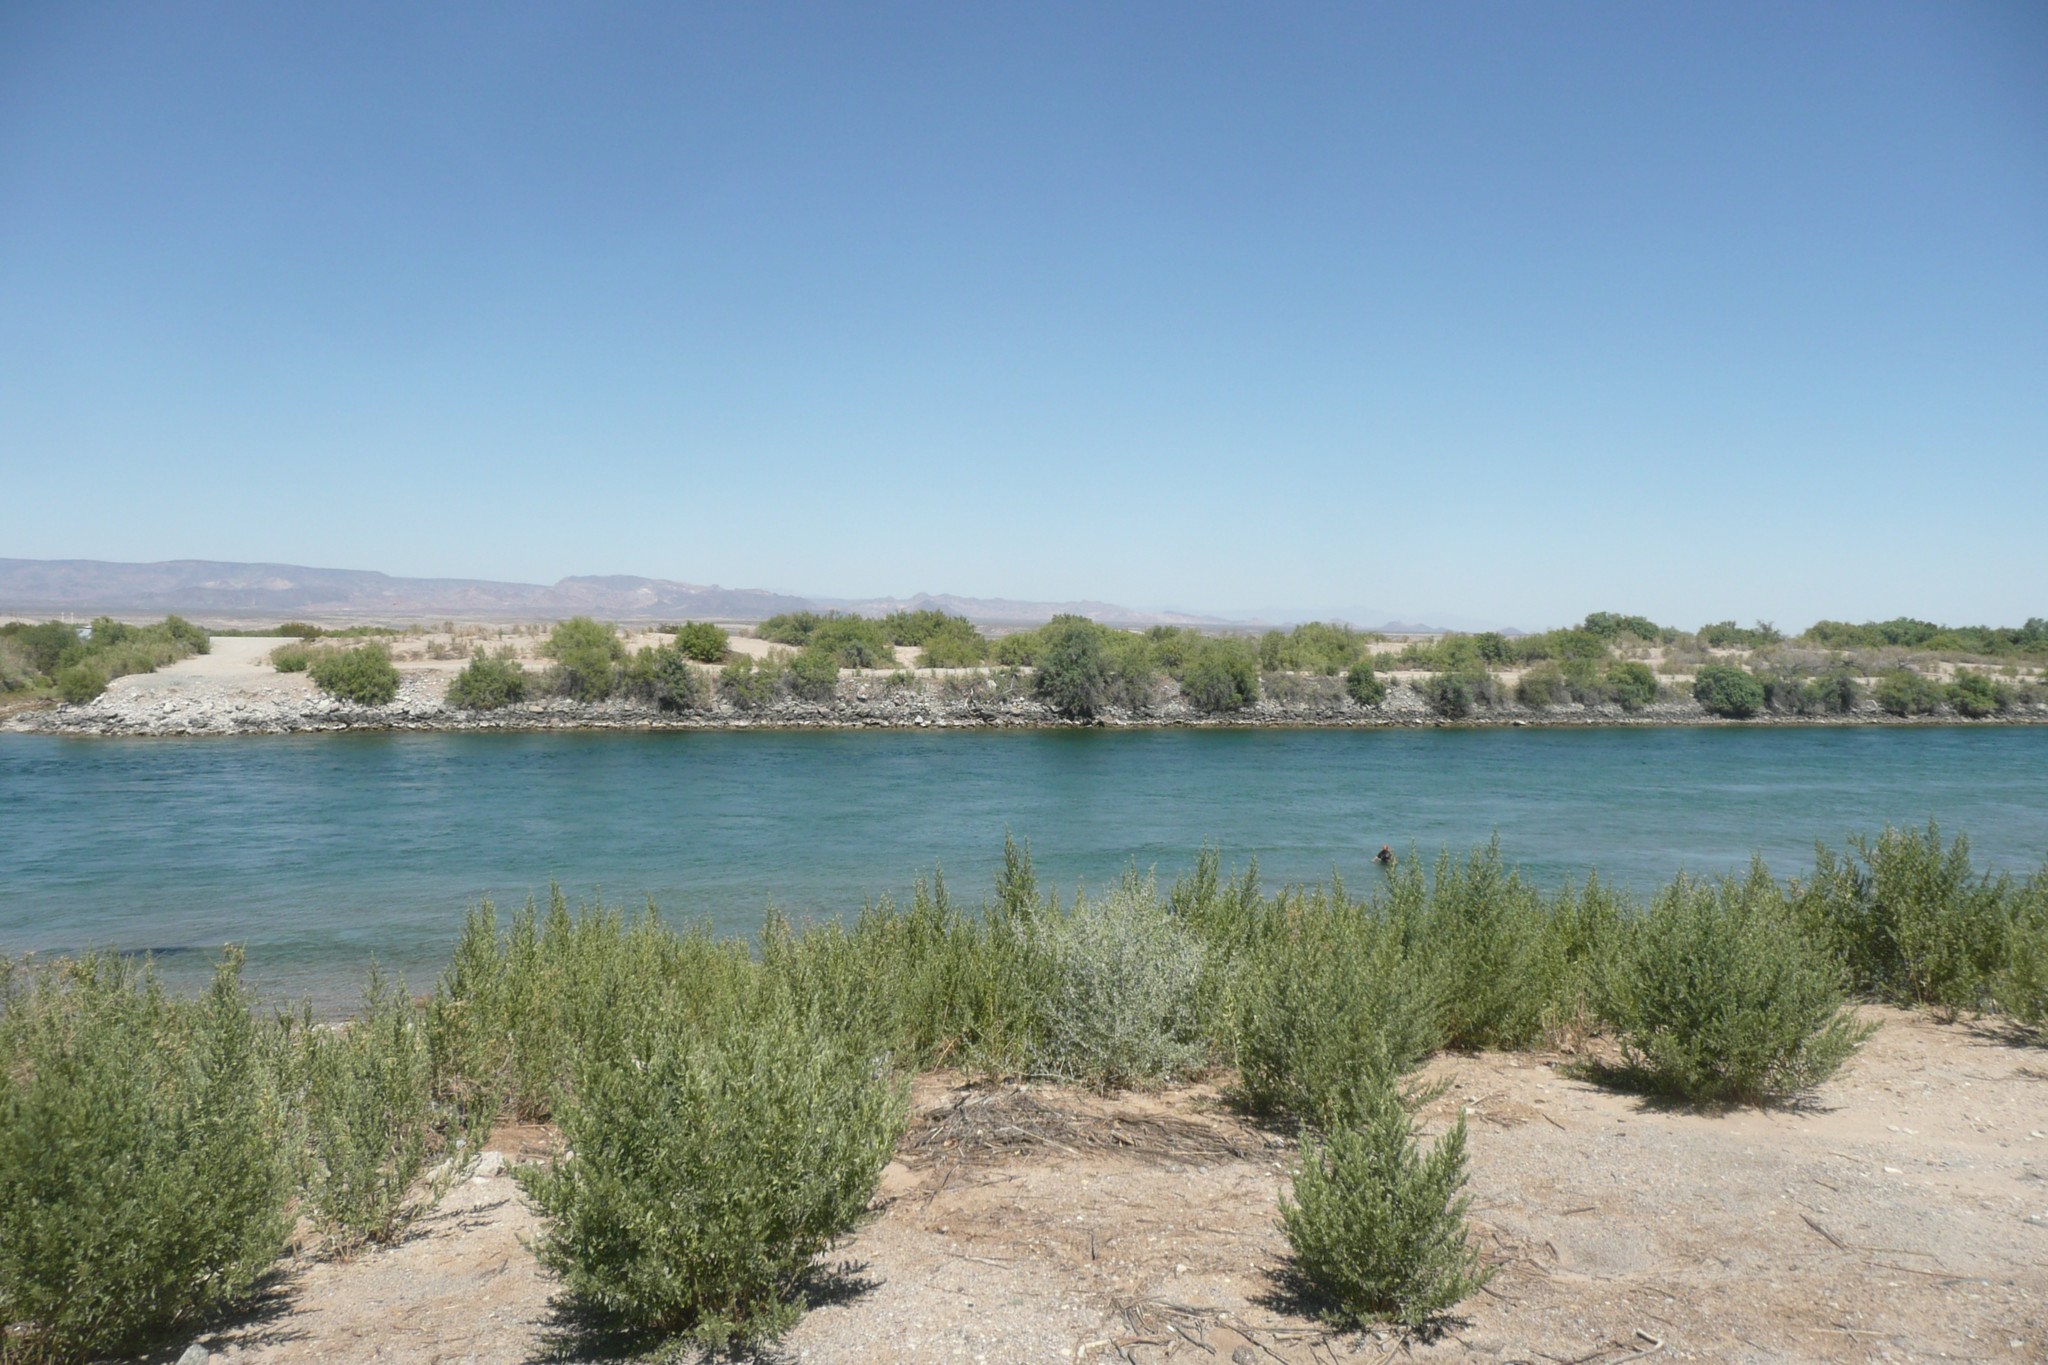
[2,3,2042,630]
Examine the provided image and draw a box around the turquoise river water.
[2,726,2044,1005]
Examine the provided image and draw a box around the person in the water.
[1375,844,1396,869]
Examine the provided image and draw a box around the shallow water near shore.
[3,725,2044,1006]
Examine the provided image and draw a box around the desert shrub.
[517,986,908,1349]
[1179,637,1261,713]
[1604,660,1659,710]
[270,641,312,672]
[989,627,1042,667]
[1343,660,1386,707]
[806,615,894,669]
[54,661,107,703]
[913,617,989,668]
[1233,898,1439,1127]
[1033,875,1206,1089]
[670,622,729,663]
[1032,615,1113,718]
[756,611,825,646]
[543,618,624,702]
[1875,669,1944,716]
[1514,662,1564,707]
[1595,867,1868,1104]
[1797,668,1862,715]
[1262,622,1379,675]
[1993,873,2048,1032]
[718,655,783,710]
[0,638,34,692]
[1793,823,2010,1011]
[303,968,473,1249]
[624,646,709,712]
[1947,671,2010,718]
[1580,612,1664,643]
[0,952,293,1362]
[309,643,401,705]
[444,654,527,710]
[1414,843,1558,1050]
[1421,671,1494,718]
[1280,1073,1490,1330]
[1692,662,1763,719]
[2,621,82,676]
[785,645,841,702]
[1698,620,1782,648]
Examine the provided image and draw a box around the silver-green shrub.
[1033,873,1206,1089]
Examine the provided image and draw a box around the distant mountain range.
[0,558,1308,629]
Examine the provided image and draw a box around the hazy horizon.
[3,4,2042,626]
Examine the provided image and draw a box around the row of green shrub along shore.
[281,613,2045,719]
[4,825,2046,1359]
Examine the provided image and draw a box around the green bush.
[444,654,528,709]
[809,616,895,669]
[1033,875,1206,1090]
[1179,637,1261,713]
[1993,876,2048,1033]
[786,646,841,702]
[1874,669,1944,716]
[1262,622,1379,675]
[1793,823,2010,1012]
[1032,615,1114,718]
[1344,660,1387,707]
[309,643,401,705]
[1514,662,1564,708]
[914,617,989,668]
[1279,1074,1490,1330]
[624,646,709,712]
[517,988,907,1349]
[1604,660,1659,710]
[543,617,625,702]
[1414,844,1557,1051]
[1947,671,2010,718]
[0,952,293,1362]
[1422,671,1494,718]
[1595,867,1868,1104]
[1692,662,1764,719]
[54,661,107,703]
[270,641,312,673]
[718,655,784,710]
[303,969,472,1249]
[670,622,729,664]
[1233,898,1438,1127]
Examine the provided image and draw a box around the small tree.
[1692,662,1763,719]
[627,646,709,711]
[55,661,107,703]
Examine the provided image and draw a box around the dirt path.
[170,1010,2045,1363]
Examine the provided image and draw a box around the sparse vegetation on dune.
[10,825,2045,1353]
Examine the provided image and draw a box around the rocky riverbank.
[11,669,2046,737]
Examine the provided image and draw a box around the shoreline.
[11,675,2048,737]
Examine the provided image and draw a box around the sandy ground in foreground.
[158,1009,2045,1364]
